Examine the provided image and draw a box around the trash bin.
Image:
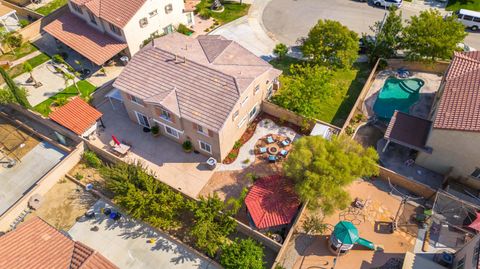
[120,56,129,66]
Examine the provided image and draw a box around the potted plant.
[182,140,193,153]
[151,125,160,137]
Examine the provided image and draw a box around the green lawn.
[0,42,38,62]
[35,0,68,15]
[446,0,480,11]
[0,52,51,85]
[34,80,97,116]
[270,57,372,127]
[196,0,250,25]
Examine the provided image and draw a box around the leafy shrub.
[302,215,328,235]
[378,59,388,70]
[52,54,65,64]
[82,150,102,168]
[228,152,237,159]
[177,23,192,35]
[53,97,68,107]
[233,140,242,150]
[151,125,160,135]
[19,19,30,28]
[345,125,355,136]
[220,238,265,269]
[198,8,211,19]
[354,113,366,123]
[273,43,288,59]
[74,173,84,181]
[242,159,250,164]
[183,140,193,151]
[245,172,258,182]
[5,33,22,49]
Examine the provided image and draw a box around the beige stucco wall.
[122,0,192,55]
[416,128,480,181]
[117,70,278,161]
[452,234,480,269]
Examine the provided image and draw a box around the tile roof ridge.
[71,241,95,269]
[152,46,239,92]
[208,39,233,63]
[455,51,480,64]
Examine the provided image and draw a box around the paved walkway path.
[11,50,42,67]
[210,0,277,58]
[218,118,301,171]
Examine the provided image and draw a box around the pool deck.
[363,70,442,120]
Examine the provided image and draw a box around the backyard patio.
[89,100,215,198]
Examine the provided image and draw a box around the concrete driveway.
[262,0,480,50]
[69,200,219,269]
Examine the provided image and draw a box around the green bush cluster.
[82,151,102,168]
[177,23,193,35]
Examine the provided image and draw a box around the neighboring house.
[44,0,194,66]
[0,217,118,269]
[113,33,282,161]
[385,52,480,189]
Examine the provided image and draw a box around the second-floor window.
[241,95,249,107]
[149,9,158,17]
[71,2,82,14]
[130,95,143,106]
[109,23,121,35]
[165,4,173,14]
[471,168,480,179]
[254,85,260,95]
[232,110,239,121]
[139,17,148,28]
[197,125,209,136]
[87,10,97,25]
[160,109,172,121]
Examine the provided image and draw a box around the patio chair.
[280,149,288,157]
[281,139,290,147]
[267,136,275,144]
[259,147,267,154]
[268,155,277,163]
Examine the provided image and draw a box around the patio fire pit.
[268,145,279,155]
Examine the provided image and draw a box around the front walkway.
[90,101,215,198]
[218,117,300,171]
[210,0,277,58]
[69,200,219,269]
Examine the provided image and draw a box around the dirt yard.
[25,178,97,231]
[284,179,418,269]
[199,159,283,201]
[69,162,114,198]
[0,118,39,160]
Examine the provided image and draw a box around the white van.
[455,9,480,31]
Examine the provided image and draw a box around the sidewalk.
[11,51,42,67]
[210,0,278,58]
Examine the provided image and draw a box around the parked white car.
[373,0,402,8]
[454,9,480,31]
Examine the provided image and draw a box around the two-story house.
[43,0,194,66]
[113,33,282,161]
[384,52,480,189]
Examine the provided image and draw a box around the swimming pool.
[373,76,425,120]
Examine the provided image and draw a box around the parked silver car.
[373,0,402,8]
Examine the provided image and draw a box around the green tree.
[273,43,288,59]
[23,62,40,87]
[220,238,265,269]
[0,87,15,104]
[284,135,379,215]
[102,162,185,230]
[271,64,333,118]
[189,193,239,257]
[365,7,403,64]
[0,68,31,108]
[301,20,359,69]
[402,9,466,61]
[0,31,22,54]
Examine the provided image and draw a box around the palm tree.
[63,72,80,95]
[23,62,40,87]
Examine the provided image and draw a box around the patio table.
[268,144,280,155]
[113,143,130,156]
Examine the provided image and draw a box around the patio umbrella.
[468,212,480,232]
[332,221,359,245]
[112,135,120,146]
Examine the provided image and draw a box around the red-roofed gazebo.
[245,175,300,230]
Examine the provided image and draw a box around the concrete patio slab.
[90,101,215,198]
[69,200,219,269]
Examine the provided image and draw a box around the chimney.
[183,56,186,64]
[175,54,178,62]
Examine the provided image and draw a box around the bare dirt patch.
[0,118,39,160]
[69,162,114,198]
[25,178,97,230]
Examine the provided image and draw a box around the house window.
[197,125,209,136]
[199,140,212,153]
[456,256,465,269]
[70,2,82,14]
[471,168,480,179]
[149,9,158,17]
[238,115,247,128]
[165,125,179,138]
[267,84,273,98]
[160,109,172,122]
[165,4,173,14]
[130,95,143,106]
[87,10,97,24]
[139,17,148,28]
[249,104,258,120]
[163,24,173,34]
[254,85,260,95]
[109,23,121,35]
[232,110,239,121]
[241,95,249,107]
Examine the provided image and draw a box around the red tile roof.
[44,12,127,65]
[0,217,117,269]
[71,0,147,28]
[245,175,300,229]
[434,51,480,132]
[50,97,102,135]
